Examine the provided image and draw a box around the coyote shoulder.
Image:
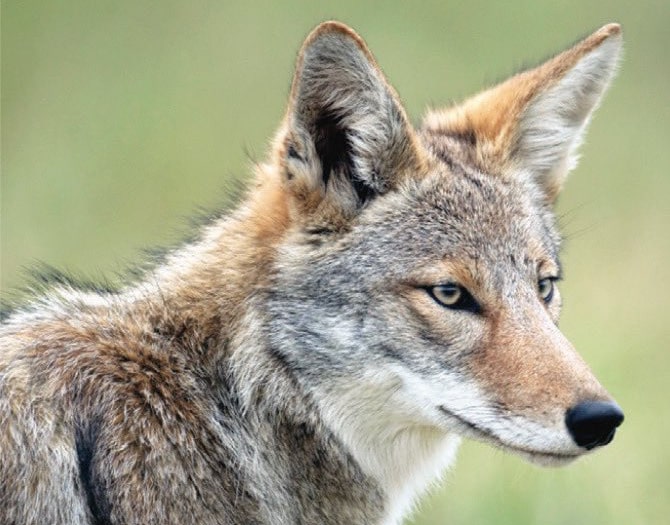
[1,21,624,525]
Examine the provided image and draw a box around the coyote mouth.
[438,406,580,465]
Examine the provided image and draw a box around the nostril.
[565,401,624,450]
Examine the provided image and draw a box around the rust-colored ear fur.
[423,24,622,202]
[274,22,426,225]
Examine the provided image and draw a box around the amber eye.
[538,278,555,303]
[427,284,481,314]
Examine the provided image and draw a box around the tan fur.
[423,24,621,185]
[0,21,624,525]
[476,305,609,420]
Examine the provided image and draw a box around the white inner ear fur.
[516,34,622,193]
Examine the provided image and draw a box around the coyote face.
[0,20,624,525]
[267,22,624,479]
[270,164,609,468]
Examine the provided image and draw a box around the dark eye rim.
[424,283,482,314]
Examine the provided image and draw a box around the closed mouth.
[438,405,580,463]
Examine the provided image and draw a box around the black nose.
[565,401,624,450]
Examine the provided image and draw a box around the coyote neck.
[133,179,289,352]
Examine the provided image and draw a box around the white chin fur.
[518,449,580,467]
[314,369,463,524]
[384,365,585,468]
[437,404,585,467]
[316,365,583,523]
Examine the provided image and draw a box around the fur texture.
[0,21,623,525]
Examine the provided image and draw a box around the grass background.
[2,1,669,524]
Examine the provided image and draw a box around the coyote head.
[262,22,623,477]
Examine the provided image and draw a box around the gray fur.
[0,22,622,525]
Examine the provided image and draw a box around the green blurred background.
[2,1,669,524]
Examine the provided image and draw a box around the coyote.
[1,21,624,525]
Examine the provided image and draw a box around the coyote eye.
[427,284,480,314]
[538,278,555,303]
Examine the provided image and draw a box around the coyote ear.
[424,24,622,203]
[278,21,424,220]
